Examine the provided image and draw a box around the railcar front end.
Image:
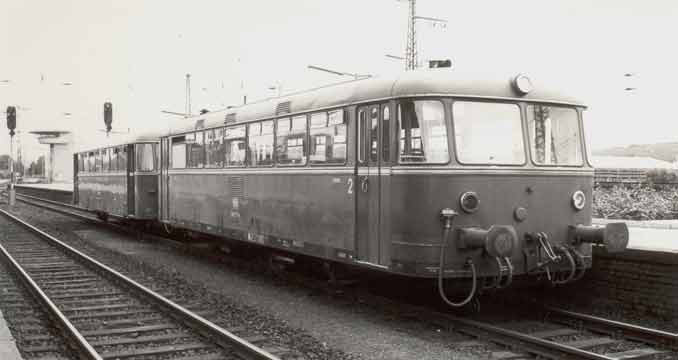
[387,93,628,306]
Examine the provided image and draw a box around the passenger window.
[276,116,307,166]
[119,146,128,171]
[102,149,110,172]
[110,148,118,171]
[224,126,247,167]
[171,136,186,168]
[205,129,225,168]
[309,110,347,165]
[248,121,274,166]
[79,154,85,173]
[399,100,449,164]
[95,151,102,172]
[136,143,157,171]
[369,108,379,162]
[186,132,204,168]
[382,106,390,162]
[87,152,95,172]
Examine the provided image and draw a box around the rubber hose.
[438,226,477,307]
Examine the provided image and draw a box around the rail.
[0,207,281,360]
[546,306,678,351]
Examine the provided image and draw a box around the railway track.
[5,192,678,359]
[0,207,281,360]
[448,310,674,359]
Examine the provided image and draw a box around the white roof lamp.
[512,74,533,96]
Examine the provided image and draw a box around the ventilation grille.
[229,175,244,199]
[275,101,291,115]
[224,113,237,124]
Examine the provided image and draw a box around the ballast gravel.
[3,202,489,360]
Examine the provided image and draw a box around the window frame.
[451,99,527,166]
[205,128,225,168]
[79,153,86,173]
[275,115,308,167]
[397,98,451,165]
[525,103,585,168]
[309,109,347,166]
[110,147,119,172]
[102,148,110,172]
[248,120,275,167]
[223,124,248,168]
[118,146,128,172]
[185,131,205,169]
[136,143,158,172]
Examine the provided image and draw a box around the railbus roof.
[166,69,586,137]
[77,131,161,154]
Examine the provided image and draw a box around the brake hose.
[552,246,576,285]
[438,223,477,307]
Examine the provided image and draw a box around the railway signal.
[6,105,16,136]
[6,105,17,206]
[104,102,112,134]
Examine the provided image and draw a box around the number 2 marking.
[347,178,354,194]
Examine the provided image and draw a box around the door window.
[369,107,379,162]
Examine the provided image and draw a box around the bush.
[593,184,678,220]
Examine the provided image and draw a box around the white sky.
[1,0,677,163]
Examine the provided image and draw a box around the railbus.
[156,70,628,306]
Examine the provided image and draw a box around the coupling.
[457,225,518,258]
[569,223,629,253]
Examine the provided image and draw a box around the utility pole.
[185,74,192,118]
[400,0,447,70]
[405,0,418,71]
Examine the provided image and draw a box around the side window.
[110,148,118,171]
[276,115,307,165]
[186,132,204,168]
[119,146,128,171]
[248,121,274,166]
[102,148,110,172]
[171,136,186,168]
[79,153,85,173]
[87,152,95,172]
[95,150,102,172]
[309,110,347,165]
[136,143,157,171]
[206,129,225,168]
[224,125,247,167]
[382,106,390,162]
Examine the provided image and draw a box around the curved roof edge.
[168,69,586,136]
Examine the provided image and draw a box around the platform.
[14,183,73,204]
[594,218,678,252]
[0,308,23,360]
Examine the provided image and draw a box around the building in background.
[29,130,74,183]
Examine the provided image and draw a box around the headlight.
[572,190,586,210]
[460,191,480,213]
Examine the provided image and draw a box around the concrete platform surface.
[593,218,678,252]
[0,309,23,360]
[594,217,678,230]
[15,182,73,192]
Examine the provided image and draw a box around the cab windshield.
[526,105,583,166]
[453,101,525,165]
